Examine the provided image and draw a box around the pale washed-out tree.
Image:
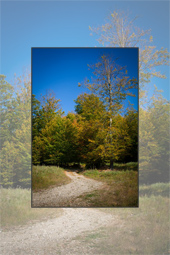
[89,10,169,93]
[89,10,170,183]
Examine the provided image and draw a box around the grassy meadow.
[80,164,138,207]
[31,162,138,207]
[32,165,71,191]
[0,188,63,230]
[55,183,170,254]
[1,182,169,254]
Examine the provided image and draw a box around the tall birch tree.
[78,55,137,169]
[89,10,169,181]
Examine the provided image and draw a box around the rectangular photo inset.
[31,47,139,207]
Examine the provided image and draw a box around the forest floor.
[32,171,105,207]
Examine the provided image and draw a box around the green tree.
[78,55,137,169]
[0,75,17,147]
[75,93,107,168]
[39,115,64,165]
[103,114,132,166]
[32,92,64,165]
[78,118,105,168]
[0,74,31,187]
[121,109,138,162]
[139,87,170,183]
[32,94,41,139]
[40,90,63,124]
[61,114,81,164]
[35,114,80,166]
[32,91,63,140]
[75,93,106,121]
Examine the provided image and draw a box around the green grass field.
[81,167,138,207]
[32,165,71,191]
[0,188,63,230]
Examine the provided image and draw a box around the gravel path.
[32,171,105,207]
[1,208,116,255]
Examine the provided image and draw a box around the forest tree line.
[32,91,138,169]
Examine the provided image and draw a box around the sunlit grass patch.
[82,169,138,207]
[0,188,63,230]
[32,165,71,191]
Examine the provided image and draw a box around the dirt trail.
[32,171,105,207]
[1,208,117,255]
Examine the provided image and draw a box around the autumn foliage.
[32,91,138,169]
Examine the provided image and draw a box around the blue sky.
[32,47,138,114]
[1,1,169,113]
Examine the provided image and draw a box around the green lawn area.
[80,165,138,207]
[32,165,71,191]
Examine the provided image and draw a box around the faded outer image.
[1,1,169,255]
